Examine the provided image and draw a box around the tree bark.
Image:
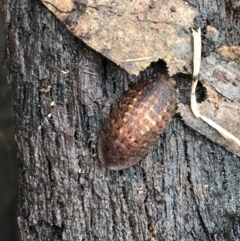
[1,0,240,240]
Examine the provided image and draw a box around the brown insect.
[97,74,178,170]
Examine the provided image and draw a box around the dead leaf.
[41,0,197,75]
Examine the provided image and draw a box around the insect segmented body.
[98,74,178,170]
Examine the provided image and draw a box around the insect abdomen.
[98,74,178,170]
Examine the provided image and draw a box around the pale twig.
[191,28,240,146]
[124,57,152,62]
[192,28,201,78]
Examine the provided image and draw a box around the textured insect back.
[98,74,178,170]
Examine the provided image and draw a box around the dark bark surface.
[0,14,18,241]
[1,0,240,240]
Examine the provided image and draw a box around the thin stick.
[192,28,201,78]
[124,57,152,62]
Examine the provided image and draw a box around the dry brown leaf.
[41,0,196,75]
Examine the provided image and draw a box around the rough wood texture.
[1,0,240,240]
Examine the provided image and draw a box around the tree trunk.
[1,0,240,240]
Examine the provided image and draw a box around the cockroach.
[98,74,178,170]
